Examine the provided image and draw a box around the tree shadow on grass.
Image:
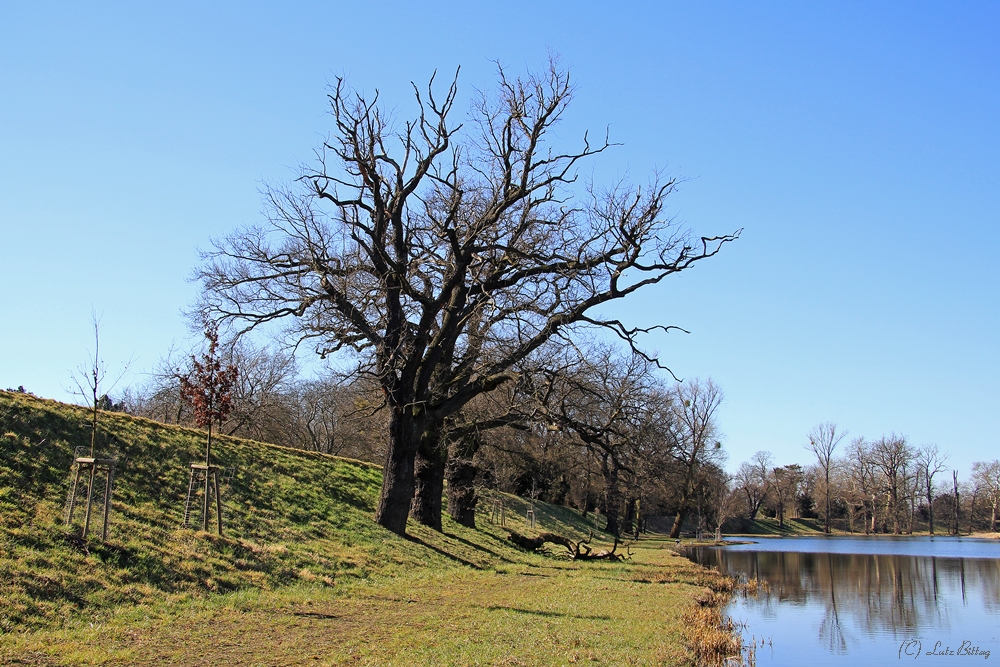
[404,534,485,570]
[482,605,612,621]
[292,611,341,619]
[442,532,517,563]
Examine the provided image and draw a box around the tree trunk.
[823,467,830,534]
[908,490,915,534]
[374,409,421,536]
[744,488,761,521]
[671,450,701,539]
[600,455,622,538]
[968,489,978,534]
[927,478,935,535]
[444,434,481,528]
[623,497,637,537]
[410,425,446,531]
[669,509,687,539]
[890,484,900,534]
[952,471,960,536]
[870,495,878,534]
[446,457,478,528]
[203,422,213,532]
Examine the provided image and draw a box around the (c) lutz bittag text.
[899,639,991,659]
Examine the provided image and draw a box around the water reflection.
[685,540,1000,665]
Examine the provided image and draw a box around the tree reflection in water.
[685,543,1000,663]
[819,553,847,654]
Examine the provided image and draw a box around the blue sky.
[1,2,997,476]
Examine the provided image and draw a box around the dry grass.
[678,568,769,667]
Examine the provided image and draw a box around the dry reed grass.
[683,569,767,666]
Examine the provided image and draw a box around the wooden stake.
[82,464,97,538]
[101,466,114,541]
[67,465,82,523]
[213,469,223,536]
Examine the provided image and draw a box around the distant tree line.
[720,427,1000,536]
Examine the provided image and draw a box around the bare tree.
[667,378,724,538]
[869,434,912,534]
[538,345,668,538]
[222,340,297,442]
[970,460,1000,532]
[70,311,132,457]
[806,422,847,533]
[709,473,742,538]
[286,374,388,462]
[122,345,192,425]
[734,451,772,522]
[438,374,542,528]
[196,63,737,535]
[832,465,862,533]
[916,444,948,535]
[844,437,879,533]
[770,464,803,528]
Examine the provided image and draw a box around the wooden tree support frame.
[65,447,118,541]
[183,464,232,536]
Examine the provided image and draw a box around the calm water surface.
[684,536,1000,666]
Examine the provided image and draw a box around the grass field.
[0,390,741,666]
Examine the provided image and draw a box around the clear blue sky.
[2,2,997,476]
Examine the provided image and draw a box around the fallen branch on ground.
[507,530,631,561]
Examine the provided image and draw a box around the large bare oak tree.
[197,63,737,535]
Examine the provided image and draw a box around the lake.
[684,536,1000,666]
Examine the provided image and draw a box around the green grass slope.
[0,391,750,666]
[0,390,605,633]
[726,516,827,536]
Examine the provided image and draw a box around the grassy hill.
[0,389,606,628]
[2,389,404,630]
[724,516,827,536]
[0,390,738,666]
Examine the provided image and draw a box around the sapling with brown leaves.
[177,323,238,532]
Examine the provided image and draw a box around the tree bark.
[952,471,960,536]
[444,434,481,528]
[671,449,703,538]
[824,467,831,534]
[927,477,935,535]
[669,509,687,539]
[374,409,422,536]
[623,497,637,537]
[409,425,446,531]
[600,454,622,538]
